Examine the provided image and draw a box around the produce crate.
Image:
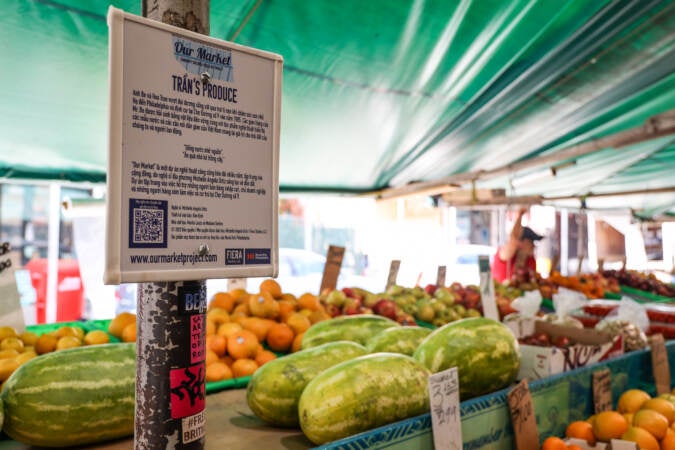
[314,341,675,450]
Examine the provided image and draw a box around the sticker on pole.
[105,8,282,283]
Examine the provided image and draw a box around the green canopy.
[1,0,674,214]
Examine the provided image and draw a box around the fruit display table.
[0,388,313,450]
[1,341,673,450]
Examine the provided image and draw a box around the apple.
[424,284,437,296]
[372,299,398,321]
[324,290,347,307]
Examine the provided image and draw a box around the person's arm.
[498,208,527,261]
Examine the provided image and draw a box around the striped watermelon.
[298,352,430,445]
[1,343,135,447]
[413,317,520,400]
[365,326,432,355]
[246,341,368,427]
[301,314,400,349]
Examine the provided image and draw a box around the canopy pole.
[135,1,209,450]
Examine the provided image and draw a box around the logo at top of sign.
[173,37,234,83]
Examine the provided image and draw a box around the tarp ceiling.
[1,0,674,218]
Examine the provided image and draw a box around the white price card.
[105,8,282,284]
[478,255,499,321]
[429,367,462,450]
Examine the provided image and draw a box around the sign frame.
[105,8,282,283]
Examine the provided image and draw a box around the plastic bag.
[503,290,542,338]
[510,289,542,318]
[595,296,648,351]
[539,287,585,328]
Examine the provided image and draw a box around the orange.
[0,326,18,340]
[19,331,39,347]
[662,428,675,450]
[292,332,304,353]
[241,317,273,342]
[108,312,137,338]
[217,322,243,339]
[642,397,675,424]
[205,361,233,382]
[209,292,235,313]
[541,436,567,450]
[618,389,651,414]
[231,311,248,325]
[593,410,628,442]
[633,408,669,439]
[34,334,58,355]
[227,330,259,360]
[266,323,295,353]
[0,349,19,359]
[565,420,596,445]
[277,300,296,322]
[622,413,634,426]
[232,302,250,316]
[206,308,230,326]
[259,279,282,299]
[230,288,250,304]
[206,334,227,357]
[0,337,24,353]
[248,292,280,319]
[286,312,312,335]
[308,309,331,324]
[15,350,37,366]
[0,359,19,382]
[297,293,321,311]
[220,355,234,367]
[205,348,219,366]
[83,330,110,345]
[54,326,84,340]
[567,445,583,450]
[206,319,217,336]
[280,293,297,303]
[231,358,258,378]
[121,322,137,343]
[255,350,277,366]
[621,426,660,450]
[56,336,82,350]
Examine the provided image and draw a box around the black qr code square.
[133,208,164,244]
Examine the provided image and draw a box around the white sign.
[429,367,462,450]
[478,255,499,321]
[105,8,282,284]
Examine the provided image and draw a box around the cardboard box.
[518,321,624,380]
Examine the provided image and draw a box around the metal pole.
[136,1,209,449]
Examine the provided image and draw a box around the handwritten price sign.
[429,367,462,450]
[507,379,539,450]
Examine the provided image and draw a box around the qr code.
[133,208,164,244]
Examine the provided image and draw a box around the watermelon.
[413,317,519,400]
[365,326,432,355]
[246,341,368,427]
[298,352,430,445]
[1,343,135,447]
[301,314,400,349]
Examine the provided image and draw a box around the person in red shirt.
[491,208,543,283]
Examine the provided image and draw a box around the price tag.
[385,260,401,291]
[507,379,539,450]
[429,367,462,450]
[592,368,612,413]
[436,266,446,288]
[227,278,247,292]
[650,334,671,395]
[320,245,345,293]
[478,255,498,321]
